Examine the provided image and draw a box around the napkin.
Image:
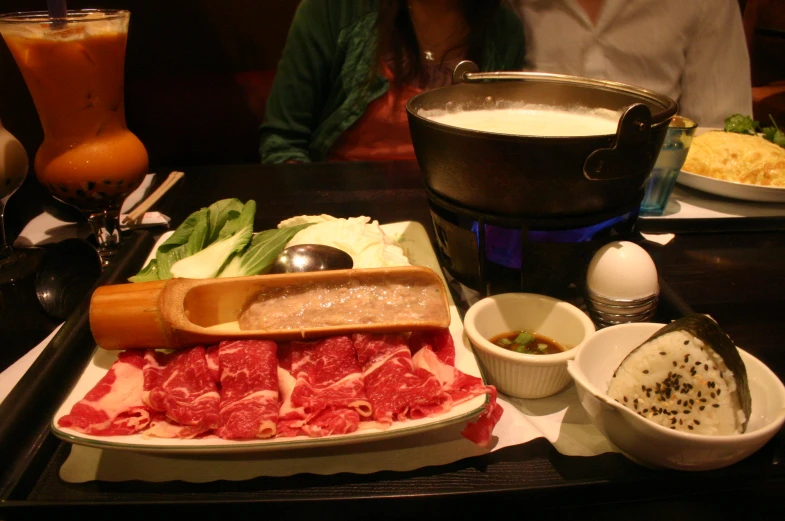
[14,174,168,247]
[58,385,620,483]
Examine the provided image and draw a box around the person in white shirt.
[507,0,753,128]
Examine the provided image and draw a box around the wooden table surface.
[1,160,784,519]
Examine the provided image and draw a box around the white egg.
[586,241,659,300]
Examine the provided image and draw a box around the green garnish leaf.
[724,113,759,135]
[513,332,535,346]
[761,115,785,148]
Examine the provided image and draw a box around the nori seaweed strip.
[626,313,752,430]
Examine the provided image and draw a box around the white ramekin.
[463,293,596,399]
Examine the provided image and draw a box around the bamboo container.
[89,266,451,350]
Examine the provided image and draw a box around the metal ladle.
[270,244,353,274]
[35,238,103,320]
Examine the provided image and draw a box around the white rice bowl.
[568,322,785,471]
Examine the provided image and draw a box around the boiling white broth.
[422,106,621,137]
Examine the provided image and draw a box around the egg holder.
[585,288,659,328]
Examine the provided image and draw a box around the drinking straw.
[47,0,67,19]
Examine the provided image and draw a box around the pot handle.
[583,103,654,181]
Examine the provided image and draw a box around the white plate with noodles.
[678,127,785,203]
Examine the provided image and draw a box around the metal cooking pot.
[406,61,678,217]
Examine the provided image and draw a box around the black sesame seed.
[712,404,720,408]
[695,361,701,366]
[698,391,702,397]
[694,420,701,425]
[671,418,677,425]
[688,425,694,430]
[684,340,689,345]
[624,396,628,402]
[717,389,721,395]
[700,406,706,411]
[711,392,716,399]
[643,370,649,374]
[683,410,691,414]
[673,361,678,367]
[704,364,709,371]
[660,351,667,356]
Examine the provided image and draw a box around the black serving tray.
[0,230,156,501]
[2,233,782,520]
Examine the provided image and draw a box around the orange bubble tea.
[0,9,148,262]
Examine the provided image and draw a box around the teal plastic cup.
[640,116,698,216]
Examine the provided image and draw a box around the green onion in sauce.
[489,331,565,355]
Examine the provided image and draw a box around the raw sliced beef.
[353,333,451,424]
[409,329,455,366]
[143,412,214,439]
[142,346,220,435]
[411,329,503,447]
[287,336,372,437]
[276,341,304,437]
[57,350,152,435]
[216,339,279,440]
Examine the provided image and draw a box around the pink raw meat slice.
[57,350,153,435]
[142,346,220,434]
[353,333,451,423]
[410,328,504,447]
[289,335,372,437]
[216,339,279,440]
[276,341,304,437]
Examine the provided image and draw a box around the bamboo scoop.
[89,266,451,350]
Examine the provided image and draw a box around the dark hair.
[374,0,502,87]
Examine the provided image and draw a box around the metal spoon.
[270,244,353,274]
[35,238,103,320]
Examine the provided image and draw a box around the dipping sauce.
[422,106,620,137]
[489,331,566,355]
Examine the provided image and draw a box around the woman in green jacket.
[260,0,527,164]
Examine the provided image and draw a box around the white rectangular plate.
[51,221,487,454]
